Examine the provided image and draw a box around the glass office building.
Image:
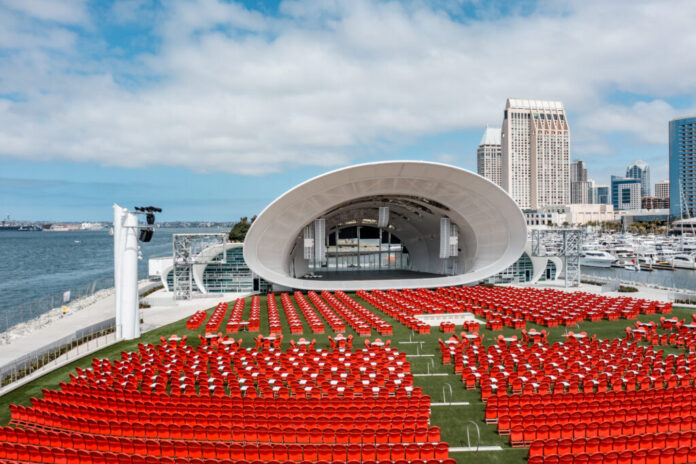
[669,116,696,219]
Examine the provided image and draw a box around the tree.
[229,215,257,241]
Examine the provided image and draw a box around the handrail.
[442,382,453,404]
[464,420,481,451]
[425,358,434,375]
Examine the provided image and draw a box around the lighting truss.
[172,233,227,300]
[531,229,583,288]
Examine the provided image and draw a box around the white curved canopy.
[243,161,527,290]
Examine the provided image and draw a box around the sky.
[0,0,695,222]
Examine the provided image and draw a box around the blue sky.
[1,0,695,221]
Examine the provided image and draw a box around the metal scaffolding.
[173,233,227,300]
[531,229,583,288]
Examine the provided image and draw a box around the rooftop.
[627,159,649,170]
[479,127,501,146]
[506,98,564,111]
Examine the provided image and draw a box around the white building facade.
[656,180,670,199]
[524,204,615,227]
[476,127,502,186]
[501,99,570,209]
[616,182,642,210]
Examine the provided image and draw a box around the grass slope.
[0,292,693,464]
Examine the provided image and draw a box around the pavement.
[0,284,250,368]
[517,279,684,304]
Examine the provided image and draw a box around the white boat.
[670,254,696,270]
[580,249,618,268]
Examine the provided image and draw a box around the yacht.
[670,254,696,270]
[580,248,618,268]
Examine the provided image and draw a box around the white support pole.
[121,211,140,339]
[112,204,125,339]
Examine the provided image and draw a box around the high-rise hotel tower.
[501,99,570,209]
[669,115,696,219]
[477,127,502,186]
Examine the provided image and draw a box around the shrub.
[618,285,638,293]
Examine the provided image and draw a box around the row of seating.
[266,296,283,335]
[206,303,229,333]
[500,406,696,434]
[293,292,326,334]
[1,423,441,445]
[333,292,393,336]
[186,310,207,330]
[528,447,696,464]
[486,385,696,409]
[438,323,455,334]
[279,294,304,335]
[0,441,453,462]
[248,296,261,332]
[356,290,430,334]
[529,430,696,457]
[226,299,246,333]
[41,389,430,410]
[14,403,428,432]
[319,291,372,337]
[306,292,347,333]
[489,397,696,422]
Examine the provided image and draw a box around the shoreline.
[0,280,159,344]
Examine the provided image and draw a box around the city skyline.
[1,0,694,221]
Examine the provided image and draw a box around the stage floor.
[300,269,444,281]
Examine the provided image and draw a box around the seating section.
[444,336,696,401]
[266,294,283,335]
[186,310,207,330]
[5,339,452,464]
[280,293,305,335]
[248,296,261,332]
[357,290,430,334]
[627,316,696,352]
[438,286,671,327]
[226,298,246,333]
[292,292,325,334]
[205,302,228,333]
[306,291,347,333]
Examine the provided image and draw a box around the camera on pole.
[134,206,162,242]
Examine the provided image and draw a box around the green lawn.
[0,292,693,464]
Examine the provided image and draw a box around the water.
[0,228,228,323]
[582,265,696,292]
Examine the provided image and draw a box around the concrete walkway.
[0,285,250,368]
[517,279,680,303]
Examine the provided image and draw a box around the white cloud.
[0,0,695,174]
[0,0,88,24]
[576,100,682,146]
[434,154,460,165]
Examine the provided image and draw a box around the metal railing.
[0,317,116,387]
[0,276,115,334]
[442,382,453,404]
[671,291,696,305]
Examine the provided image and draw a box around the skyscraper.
[626,160,651,197]
[595,185,610,204]
[570,160,587,182]
[655,180,670,199]
[611,176,641,210]
[476,127,502,186]
[501,99,570,209]
[570,160,591,203]
[669,116,696,219]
